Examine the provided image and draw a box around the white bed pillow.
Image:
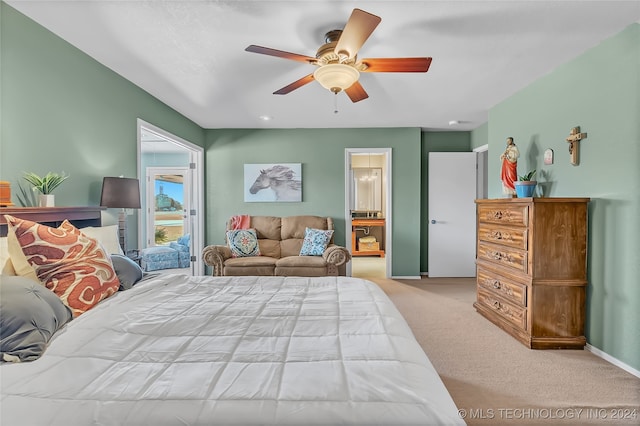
[0,236,17,276]
[81,225,124,255]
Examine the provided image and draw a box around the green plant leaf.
[22,171,69,194]
[518,169,536,181]
[15,182,37,207]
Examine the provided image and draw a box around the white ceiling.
[7,1,640,132]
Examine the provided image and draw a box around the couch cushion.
[276,256,327,268]
[224,256,277,276]
[280,238,304,258]
[275,256,328,277]
[225,256,277,267]
[258,239,281,259]
[281,215,329,240]
[249,216,282,241]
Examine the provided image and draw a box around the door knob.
[431,220,436,224]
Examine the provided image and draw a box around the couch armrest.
[323,244,352,267]
[202,245,231,276]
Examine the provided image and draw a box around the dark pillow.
[110,254,144,290]
[0,276,73,362]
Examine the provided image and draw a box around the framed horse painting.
[244,163,302,202]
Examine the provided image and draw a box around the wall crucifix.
[565,126,587,166]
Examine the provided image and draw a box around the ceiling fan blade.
[360,57,433,73]
[273,74,316,95]
[245,45,316,64]
[344,81,369,103]
[334,9,381,60]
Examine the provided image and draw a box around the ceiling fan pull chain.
[334,93,339,114]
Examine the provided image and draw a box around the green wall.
[205,128,422,277]
[0,2,204,246]
[487,24,640,371]
[471,122,489,150]
[420,131,471,272]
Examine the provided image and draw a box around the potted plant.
[23,171,69,207]
[514,169,537,198]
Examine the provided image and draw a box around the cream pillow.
[6,227,38,280]
[81,225,124,255]
[0,236,17,276]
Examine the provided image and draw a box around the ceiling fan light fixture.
[313,64,360,93]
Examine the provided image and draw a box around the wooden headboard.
[0,207,105,237]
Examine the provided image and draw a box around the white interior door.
[428,152,477,277]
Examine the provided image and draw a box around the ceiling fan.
[245,8,432,103]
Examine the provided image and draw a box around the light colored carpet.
[371,277,640,425]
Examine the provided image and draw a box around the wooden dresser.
[474,198,589,349]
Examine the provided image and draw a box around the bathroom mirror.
[352,168,382,213]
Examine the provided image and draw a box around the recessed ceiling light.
[448,120,460,126]
[259,115,272,121]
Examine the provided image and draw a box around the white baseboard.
[391,276,422,280]
[585,343,640,378]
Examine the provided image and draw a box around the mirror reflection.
[352,168,382,214]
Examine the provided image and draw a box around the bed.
[0,212,464,425]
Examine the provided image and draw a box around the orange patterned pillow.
[4,215,119,316]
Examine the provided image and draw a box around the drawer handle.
[491,299,514,315]
[492,280,502,289]
[488,230,513,242]
[487,250,515,264]
[492,211,504,220]
[490,251,503,260]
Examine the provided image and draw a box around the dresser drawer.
[478,204,529,227]
[477,241,528,274]
[478,223,528,250]
[477,288,527,330]
[477,267,527,307]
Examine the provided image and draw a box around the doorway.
[137,119,204,275]
[146,167,190,246]
[345,148,392,278]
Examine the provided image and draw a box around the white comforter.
[1,275,464,425]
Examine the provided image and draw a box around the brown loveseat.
[202,215,351,276]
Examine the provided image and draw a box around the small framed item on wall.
[244,163,302,202]
[544,148,554,165]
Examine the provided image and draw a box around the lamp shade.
[313,64,360,93]
[100,177,141,209]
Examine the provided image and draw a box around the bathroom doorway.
[345,148,392,278]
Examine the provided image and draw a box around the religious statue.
[500,137,519,196]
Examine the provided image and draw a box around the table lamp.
[100,177,141,253]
